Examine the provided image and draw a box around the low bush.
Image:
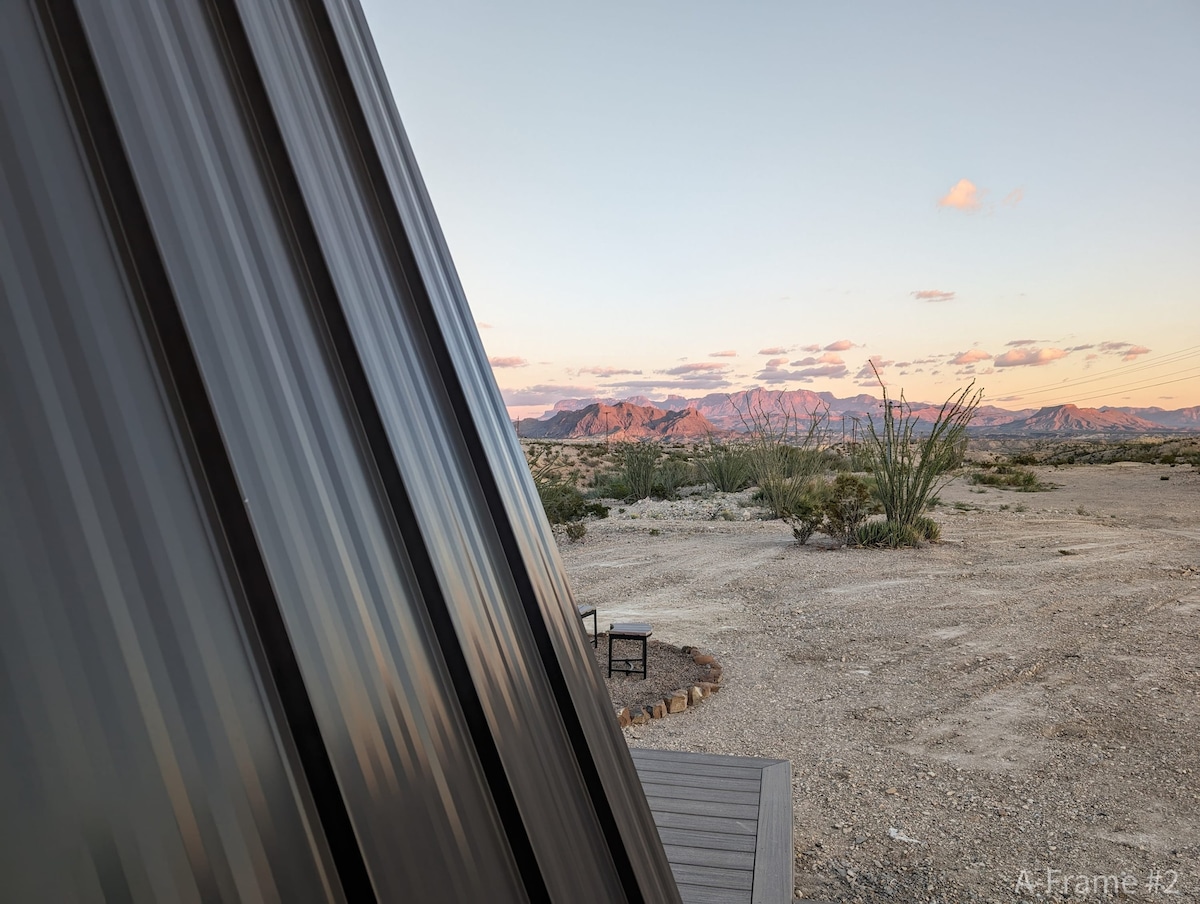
[822,473,872,546]
[969,465,1050,491]
[537,481,610,524]
[854,519,923,548]
[912,514,941,541]
[564,521,587,542]
[697,442,752,492]
[787,490,826,545]
[654,458,693,499]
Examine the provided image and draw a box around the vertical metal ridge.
[32,2,374,899]
[198,0,548,896]
[296,2,682,900]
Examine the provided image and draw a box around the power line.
[1000,344,1200,403]
[1015,361,1200,403]
[1069,371,1200,405]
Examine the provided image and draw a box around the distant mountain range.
[516,390,1200,440]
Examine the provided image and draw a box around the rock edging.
[615,646,723,728]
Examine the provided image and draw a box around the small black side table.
[608,622,652,679]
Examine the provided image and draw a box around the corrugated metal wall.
[0,1,680,900]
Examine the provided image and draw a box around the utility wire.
[999,345,1200,403]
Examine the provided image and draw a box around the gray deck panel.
[633,749,792,902]
[640,781,762,806]
[676,881,752,904]
[644,795,761,821]
[661,843,755,870]
[636,770,763,793]
[633,748,787,769]
[752,760,795,904]
[656,826,758,853]
[670,862,754,891]
[632,758,772,781]
[633,749,793,904]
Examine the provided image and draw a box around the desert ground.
[559,463,1199,903]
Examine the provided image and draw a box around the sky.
[360,1,1200,419]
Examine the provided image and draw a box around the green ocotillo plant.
[736,394,831,520]
[865,364,981,531]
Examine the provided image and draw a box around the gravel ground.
[560,463,1200,903]
[588,636,712,711]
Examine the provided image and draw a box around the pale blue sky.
[361,1,1200,416]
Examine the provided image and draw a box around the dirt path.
[561,463,1200,903]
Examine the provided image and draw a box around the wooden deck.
[631,748,793,904]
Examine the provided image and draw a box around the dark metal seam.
[32,3,374,899]
[198,1,550,898]
[291,1,648,899]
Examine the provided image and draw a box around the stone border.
[615,645,723,728]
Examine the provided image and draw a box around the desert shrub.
[697,441,752,492]
[564,521,587,542]
[786,485,827,545]
[854,519,923,548]
[822,473,872,545]
[737,396,831,509]
[969,465,1049,491]
[654,459,693,499]
[616,442,661,501]
[537,481,588,524]
[864,367,981,532]
[752,474,805,520]
[912,514,941,541]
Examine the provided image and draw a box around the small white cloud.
[912,290,956,303]
[937,179,983,212]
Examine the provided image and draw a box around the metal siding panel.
[64,1,528,899]
[222,2,639,899]
[0,9,339,900]
[305,2,683,901]
[3,0,683,899]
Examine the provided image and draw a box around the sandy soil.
[560,463,1200,903]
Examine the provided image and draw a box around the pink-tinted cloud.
[502,384,598,405]
[937,179,983,212]
[578,365,643,377]
[854,356,894,380]
[1006,338,1038,347]
[661,362,729,376]
[1098,341,1151,361]
[994,347,1069,367]
[489,356,528,368]
[819,352,845,365]
[609,377,732,392]
[951,349,992,365]
[709,350,738,357]
[766,356,788,367]
[756,364,849,383]
[1001,187,1025,207]
[476,321,493,329]
[789,357,817,367]
[758,346,789,355]
[801,344,821,353]
[912,289,956,302]
[824,339,854,352]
